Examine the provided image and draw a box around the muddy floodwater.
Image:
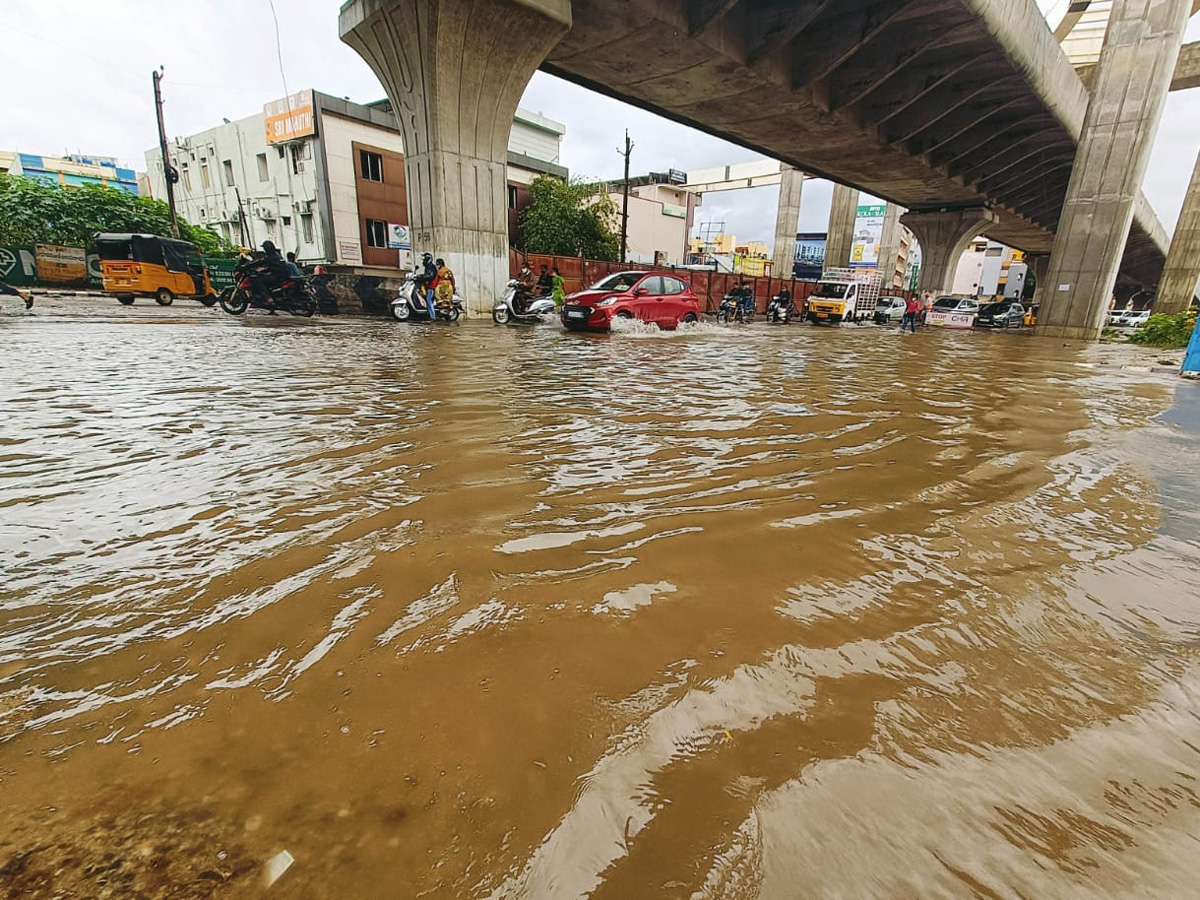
[3,300,1200,899]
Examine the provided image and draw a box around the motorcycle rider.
[536,264,554,297]
[253,241,291,309]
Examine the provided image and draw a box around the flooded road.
[3,301,1200,899]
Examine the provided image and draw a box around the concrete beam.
[340,0,571,313]
[746,0,834,62]
[685,0,741,37]
[1156,146,1200,313]
[1170,40,1200,90]
[1039,0,1190,340]
[857,57,977,127]
[790,2,916,89]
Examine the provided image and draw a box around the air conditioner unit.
[293,199,314,213]
[256,204,277,220]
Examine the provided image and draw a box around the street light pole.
[153,67,180,238]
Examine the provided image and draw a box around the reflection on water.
[2,308,1199,899]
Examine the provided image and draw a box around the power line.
[267,0,291,101]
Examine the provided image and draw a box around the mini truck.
[805,268,880,325]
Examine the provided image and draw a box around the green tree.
[518,175,620,261]
[0,174,230,254]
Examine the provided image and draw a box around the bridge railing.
[510,250,913,314]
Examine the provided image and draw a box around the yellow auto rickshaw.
[95,233,217,306]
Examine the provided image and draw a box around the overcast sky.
[8,0,1200,251]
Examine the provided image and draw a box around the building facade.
[1,151,139,193]
[145,91,566,273]
[599,173,697,266]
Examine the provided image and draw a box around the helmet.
[262,240,278,254]
[421,252,432,263]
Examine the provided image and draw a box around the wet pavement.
[3,296,1200,899]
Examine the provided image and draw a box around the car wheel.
[681,312,697,324]
[117,295,135,306]
[616,310,633,319]
[155,288,174,306]
[199,293,218,307]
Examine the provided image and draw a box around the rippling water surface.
[3,303,1200,898]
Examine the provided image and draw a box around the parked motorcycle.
[218,258,316,317]
[392,271,464,322]
[717,288,756,323]
[766,292,798,324]
[493,280,556,324]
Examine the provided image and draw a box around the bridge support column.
[339,0,572,314]
[876,204,904,290]
[901,207,998,294]
[1025,253,1049,305]
[824,184,859,269]
[1156,146,1200,314]
[771,165,804,278]
[1038,0,1190,340]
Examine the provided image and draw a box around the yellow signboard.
[264,90,315,145]
[35,244,87,284]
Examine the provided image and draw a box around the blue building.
[4,152,140,194]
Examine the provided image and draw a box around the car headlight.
[597,297,617,307]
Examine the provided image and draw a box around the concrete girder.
[880,79,1009,144]
[855,56,977,128]
[790,1,920,90]
[340,0,571,313]
[930,116,1052,171]
[1005,176,1070,213]
[978,159,1075,198]
[685,0,741,36]
[952,132,1074,184]
[909,97,1026,158]
[825,18,978,113]
[1170,40,1200,90]
[902,205,999,293]
[745,0,834,63]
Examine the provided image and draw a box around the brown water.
[3,302,1200,899]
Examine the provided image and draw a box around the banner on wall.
[0,245,38,286]
[387,223,411,251]
[792,232,826,280]
[849,204,886,268]
[264,90,315,145]
[35,244,87,284]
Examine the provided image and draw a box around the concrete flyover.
[537,0,1170,291]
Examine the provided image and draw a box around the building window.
[277,146,286,159]
[182,167,192,190]
[301,213,314,243]
[256,153,269,182]
[365,218,387,248]
[282,215,292,226]
[507,185,518,209]
[223,159,235,187]
[360,150,383,182]
[200,161,211,189]
[290,142,309,175]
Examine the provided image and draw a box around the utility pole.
[617,130,633,264]
[153,67,180,238]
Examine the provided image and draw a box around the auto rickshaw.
[94,233,217,306]
[1024,303,1039,327]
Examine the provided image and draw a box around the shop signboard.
[387,223,411,250]
[849,204,886,268]
[0,245,37,286]
[35,244,87,284]
[264,90,315,145]
[926,309,976,329]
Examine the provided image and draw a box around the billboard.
[849,203,886,268]
[264,90,315,145]
[35,244,87,284]
[793,232,826,280]
[0,245,37,286]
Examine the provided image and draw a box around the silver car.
[873,296,907,324]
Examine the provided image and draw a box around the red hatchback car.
[560,271,702,332]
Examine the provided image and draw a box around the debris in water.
[263,849,294,888]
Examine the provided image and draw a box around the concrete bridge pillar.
[824,184,859,270]
[339,0,572,314]
[771,165,804,278]
[1156,146,1200,314]
[901,206,999,295]
[1038,0,1190,340]
[1025,253,1049,305]
[876,204,904,290]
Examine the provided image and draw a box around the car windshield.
[591,273,641,292]
[815,282,850,299]
[932,297,961,310]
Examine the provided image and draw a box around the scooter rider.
[417,252,438,318]
[515,263,536,314]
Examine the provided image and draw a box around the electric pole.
[153,67,180,238]
[618,130,633,264]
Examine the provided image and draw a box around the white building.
[145,91,566,273]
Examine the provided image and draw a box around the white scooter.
[392,271,464,322]
[492,280,556,324]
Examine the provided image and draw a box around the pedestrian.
[0,278,33,310]
[902,294,920,333]
[921,289,933,325]
[551,266,566,307]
